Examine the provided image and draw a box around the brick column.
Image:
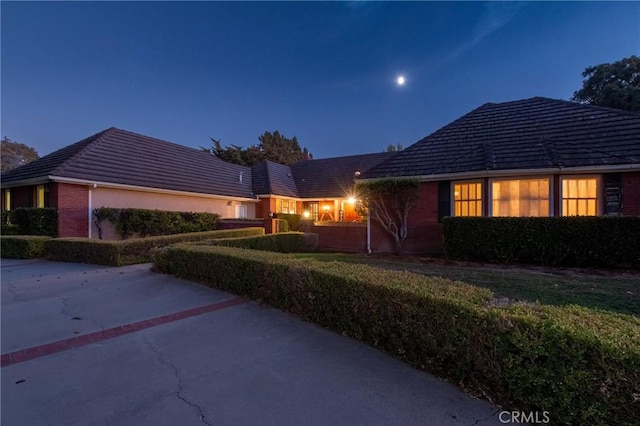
[52,183,89,237]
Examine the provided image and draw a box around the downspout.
[88,185,93,238]
[367,213,371,254]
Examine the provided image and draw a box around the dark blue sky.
[2,1,639,159]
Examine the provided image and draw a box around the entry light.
[347,197,356,204]
[322,205,330,212]
[303,211,310,219]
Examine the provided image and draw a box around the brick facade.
[370,182,442,254]
[301,222,367,253]
[622,172,640,216]
[50,183,89,237]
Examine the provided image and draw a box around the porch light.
[347,197,356,204]
[303,211,310,219]
[322,205,330,212]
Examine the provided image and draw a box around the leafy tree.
[204,131,312,166]
[355,178,421,254]
[1,137,40,172]
[384,143,403,152]
[571,55,640,112]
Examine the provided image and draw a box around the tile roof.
[1,127,255,199]
[291,152,396,198]
[363,97,640,179]
[251,160,298,197]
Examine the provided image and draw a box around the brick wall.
[370,182,443,254]
[51,183,89,237]
[622,172,640,216]
[301,222,367,252]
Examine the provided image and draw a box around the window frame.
[451,180,483,217]
[560,175,601,216]
[489,176,553,217]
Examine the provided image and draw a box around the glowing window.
[453,182,482,216]
[492,178,550,217]
[4,189,10,211]
[562,178,598,216]
[36,185,45,208]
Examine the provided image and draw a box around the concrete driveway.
[1,259,503,425]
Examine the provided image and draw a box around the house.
[0,127,391,238]
[360,97,640,254]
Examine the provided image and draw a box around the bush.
[92,207,221,238]
[153,245,640,425]
[442,216,640,268]
[1,210,9,225]
[273,213,302,231]
[7,208,58,237]
[1,236,52,258]
[201,232,318,253]
[1,225,20,235]
[46,227,264,266]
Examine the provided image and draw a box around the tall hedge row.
[93,207,221,238]
[153,245,640,425]
[442,216,640,268]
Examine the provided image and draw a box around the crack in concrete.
[145,338,212,426]
[470,409,501,426]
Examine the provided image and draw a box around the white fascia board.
[48,176,259,203]
[1,177,50,188]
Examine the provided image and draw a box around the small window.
[492,178,550,217]
[453,182,482,216]
[4,189,11,211]
[562,177,598,216]
[36,185,45,208]
[236,205,248,219]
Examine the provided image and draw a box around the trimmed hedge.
[273,213,302,231]
[1,236,52,258]
[153,245,640,425]
[201,232,318,253]
[6,208,58,237]
[443,216,640,268]
[46,227,264,266]
[93,207,221,238]
[1,225,20,235]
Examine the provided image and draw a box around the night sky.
[2,1,639,160]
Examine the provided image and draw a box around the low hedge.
[443,216,640,268]
[1,236,52,258]
[200,232,318,253]
[46,227,264,266]
[1,224,20,235]
[153,245,640,425]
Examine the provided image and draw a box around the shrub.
[153,245,640,425]
[1,210,9,225]
[1,225,20,235]
[1,236,51,258]
[273,213,302,231]
[201,232,318,253]
[442,216,640,268]
[92,207,221,239]
[7,208,58,237]
[46,227,264,266]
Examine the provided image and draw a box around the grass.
[292,253,640,316]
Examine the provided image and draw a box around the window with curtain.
[491,178,550,217]
[453,182,482,216]
[561,177,598,216]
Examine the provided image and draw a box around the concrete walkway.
[1,259,503,425]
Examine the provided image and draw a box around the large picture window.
[492,178,550,217]
[561,177,598,216]
[453,182,482,216]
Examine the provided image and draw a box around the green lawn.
[292,253,640,316]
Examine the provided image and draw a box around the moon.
[396,75,406,86]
